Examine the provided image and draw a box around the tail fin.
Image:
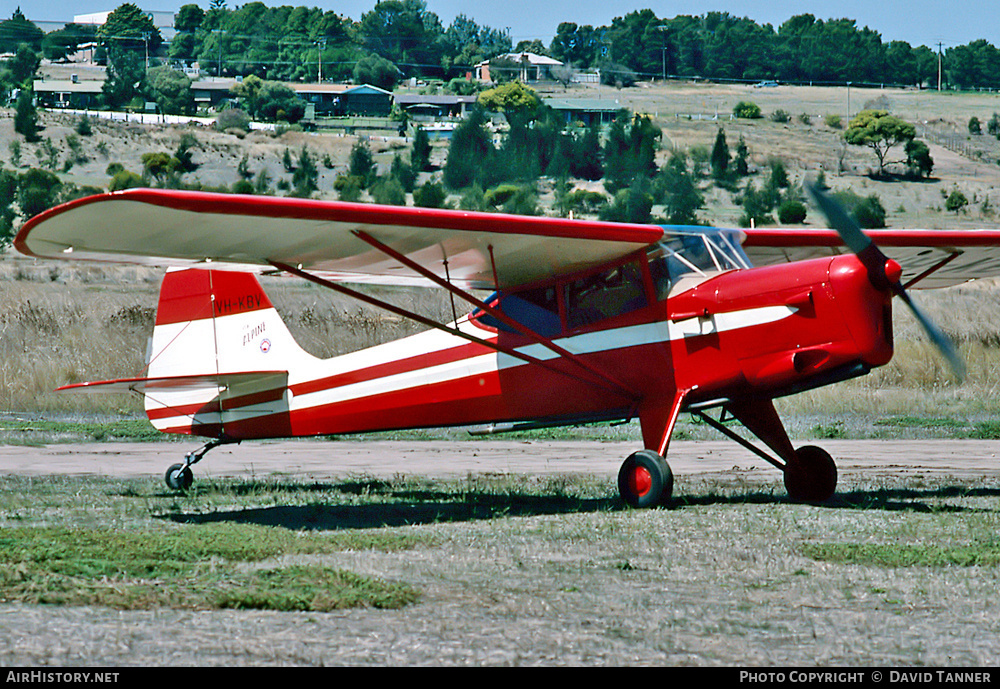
[143,268,313,438]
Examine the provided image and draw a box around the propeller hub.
[884,258,903,286]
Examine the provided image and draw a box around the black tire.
[165,463,194,491]
[618,450,673,508]
[784,445,837,503]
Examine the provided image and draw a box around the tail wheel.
[784,445,837,503]
[165,463,194,491]
[618,450,673,508]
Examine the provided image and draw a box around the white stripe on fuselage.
[152,305,796,430]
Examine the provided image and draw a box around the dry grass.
[6,82,1000,425]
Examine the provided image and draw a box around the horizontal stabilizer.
[58,371,288,395]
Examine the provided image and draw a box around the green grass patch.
[0,524,420,611]
[0,416,163,443]
[802,541,1000,567]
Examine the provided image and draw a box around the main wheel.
[618,450,673,508]
[784,445,837,503]
[165,463,194,491]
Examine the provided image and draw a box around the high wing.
[15,189,664,290]
[743,227,1000,288]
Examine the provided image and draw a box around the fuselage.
[146,248,894,444]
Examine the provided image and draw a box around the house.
[32,78,104,109]
[543,98,623,127]
[393,94,477,121]
[475,52,564,83]
[323,84,393,117]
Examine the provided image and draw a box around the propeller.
[805,180,966,381]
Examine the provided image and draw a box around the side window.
[564,261,647,329]
[475,285,561,337]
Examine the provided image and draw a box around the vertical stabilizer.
[144,269,313,438]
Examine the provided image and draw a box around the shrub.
[214,109,250,133]
[370,177,406,206]
[834,190,886,229]
[824,114,842,129]
[733,101,762,119]
[770,109,791,123]
[778,199,808,224]
[946,189,969,214]
[413,181,447,208]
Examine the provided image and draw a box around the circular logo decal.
[260,338,272,353]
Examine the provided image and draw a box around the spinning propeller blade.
[806,181,966,380]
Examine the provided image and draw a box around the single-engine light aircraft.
[15,186,1000,505]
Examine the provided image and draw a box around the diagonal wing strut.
[270,260,640,404]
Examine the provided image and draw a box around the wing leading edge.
[743,227,1000,288]
[16,189,664,291]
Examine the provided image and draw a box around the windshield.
[648,227,752,300]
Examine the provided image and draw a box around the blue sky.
[12,1,1000,48]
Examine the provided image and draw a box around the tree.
[6,44,39,87]
[844,109,916,176]
[175,4,206,33]
[477,81,540,114]
[291,147,318,197]
[41,23,96,61]
[905,139,934,178]
[413,181,447,208]
[102,47,146,109]
[353,54,399,91]
[411,126,431,172]
[0,8,43,54]
[348,140,375,186]
[13,90,38,142]
[654,153,704,225]
[145,66,194,115]
[443,107,494,190]
[733,101,762,119]
[255,82,305,123]
[946,189,969,214]
[97,3,162,56]
[710,128,729,179]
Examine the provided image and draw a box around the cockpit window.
[564,260,647,329]
[648,228,751,300]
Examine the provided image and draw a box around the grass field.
[0,459,997,664]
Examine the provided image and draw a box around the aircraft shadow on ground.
[156,478,1000,530]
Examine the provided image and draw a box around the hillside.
[5,80,1000,425]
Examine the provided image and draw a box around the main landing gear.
[617,399,839,508]
[164,437,237,490]
[618,450,674,508]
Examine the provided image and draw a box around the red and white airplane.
[15,186,1000,505]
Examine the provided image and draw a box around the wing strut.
[270,261,639,403]
[902,250,962,290]
[350,229,638,401]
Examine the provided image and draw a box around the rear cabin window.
[476,284,561,338]
[564,260,648,330]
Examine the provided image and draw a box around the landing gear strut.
[618,450,673,508]
[164,437,237,490]
[691,400,839,503]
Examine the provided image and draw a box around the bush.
[824,114,842,129]
[770,109,791,123]
[413,182,447,208]
[733,101,762,119]
[214,109,250,133]
[370,177,406,206]
[108,169,144,192]
[834,190,886,229]
[777,199,808,224]
[946,189,969,214]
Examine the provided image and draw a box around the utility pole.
[937,42,943,91]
